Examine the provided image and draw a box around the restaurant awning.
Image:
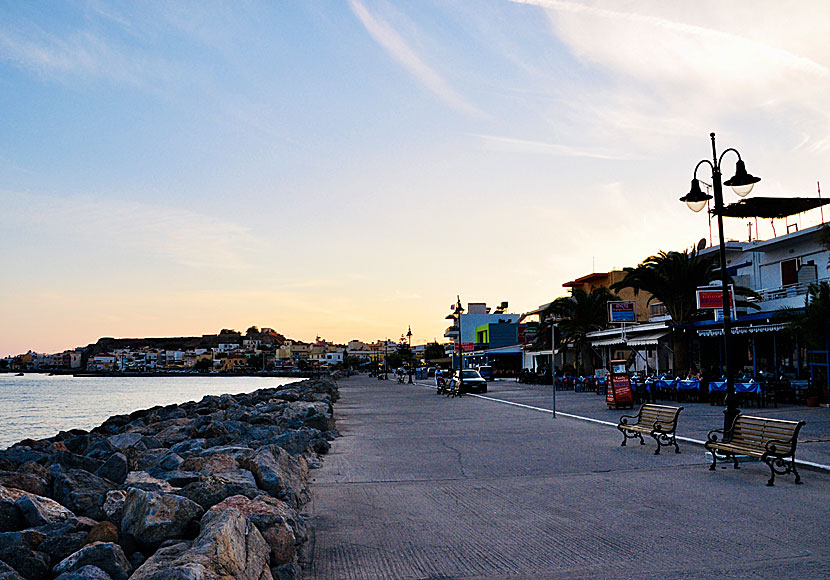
[626,330,671,347]
[591,336,627,347]
[712,197,829,219]
[698,322,790,337]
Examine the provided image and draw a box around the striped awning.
[626,330,671,347]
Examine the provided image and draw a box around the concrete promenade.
[306,375,830,579]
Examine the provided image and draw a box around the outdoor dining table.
[678,379,701,390]
[708,380,761,393]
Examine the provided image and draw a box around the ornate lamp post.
[406,325,414,383]
[680,132,760,436]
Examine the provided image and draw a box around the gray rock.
[272,428,329,455]
[54,564,112,580]
[52,542,131,580]
[130,508,272,580]
[0,496,20,534]
[49,452,103,474]
[101,491,126,525]
[0,543,49,580]
[168,440,206,457]
[104,434,144,451]
[208,496,297,566]
[15,493,74,527]
[0,472,50,497]
[122,472,175,493]
[94,454,127,485]
[0,559,25,580]
[157,454,184,472]
[150,471,200,488]
[120,488,203,546]
[199,445,253,460]
[178,475,259,510]
[51,469,116,521]
[241,446,309,508]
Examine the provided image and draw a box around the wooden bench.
[705,414,805,486]
[618,404,683,455]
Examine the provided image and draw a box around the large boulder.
[120,489,203,546]
[0,533,49,580]
[241,446,308,508]
[101,491,126,526]
[53,565,112,580]
[0,488,22,533]
[0,559,25,580]
[16,493,75,527]
[49,452,103,474]
[0,473,50,497]
[52,542,131,580]
[122,473,174,494]
[130,508,272,580]
[177,475,259,511]
[51,470,116,521]
[94,454,127,485]
[208,496,297,567]
[271,429,330,456]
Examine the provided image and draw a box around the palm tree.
[535,287,617,375]
[610,248,756,375]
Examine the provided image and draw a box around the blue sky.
[2,1,829,355]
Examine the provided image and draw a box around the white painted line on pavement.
[415,381,830,473]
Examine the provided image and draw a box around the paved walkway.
[453,378,830,468]
[307,375,830,579]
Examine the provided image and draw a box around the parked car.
[476,365,493,381]
[454,369,488,393]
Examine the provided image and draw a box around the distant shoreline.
[0,369,321,379]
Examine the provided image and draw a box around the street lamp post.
[680,132,760,437]
[407,325,414,384]
[384,339,389,380]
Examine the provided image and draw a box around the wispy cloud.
[349,0,483,117]
[5,192,261,270]
[472,133,638,160]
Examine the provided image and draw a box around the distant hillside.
[86,327,288,354]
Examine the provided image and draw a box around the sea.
[0,374,301,450]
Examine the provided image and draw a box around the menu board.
[607,373,633,408]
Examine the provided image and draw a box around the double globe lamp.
[679,132,760,435]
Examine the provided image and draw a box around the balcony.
[746,276,828,312]
[444,325,459,338]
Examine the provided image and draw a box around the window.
[781,258,799,286]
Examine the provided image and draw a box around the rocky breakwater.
[0,376,338,580]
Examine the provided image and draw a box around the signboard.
[606,359,633,409]
[461,342,475,352]
[696,286,735,310]
[714,308,739,322]
[608,301,636,323]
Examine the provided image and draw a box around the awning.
[591,337,627,347]
[698,323,790,337]
[712,197,829,219]
[626,330,671,347]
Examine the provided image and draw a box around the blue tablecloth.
[708,381,761,394]
[678,379,701,390]
[655,378,678,390]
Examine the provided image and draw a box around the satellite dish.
[697,238,707,251]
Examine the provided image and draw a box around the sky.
[2,0,830,356]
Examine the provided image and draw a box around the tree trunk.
[671,328,689,376]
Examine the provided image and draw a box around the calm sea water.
[0,374,301,450]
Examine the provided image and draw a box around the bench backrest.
[731,415,805,454]
[638,404,682,428]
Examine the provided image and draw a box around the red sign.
[607,374,633,409]
[460,342,475,352]
[696,286,735,310]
